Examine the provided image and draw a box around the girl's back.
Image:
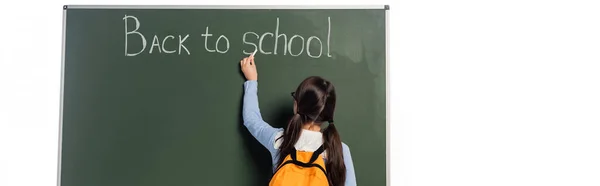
[239,56,356,186]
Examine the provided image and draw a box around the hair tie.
[328,120,334,124]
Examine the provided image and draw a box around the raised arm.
[240,55,282,154]
[243,80,281,152]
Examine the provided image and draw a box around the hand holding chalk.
[250,49,257,65]
[240,49,258,81]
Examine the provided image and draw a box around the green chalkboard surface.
[60,5,387,186]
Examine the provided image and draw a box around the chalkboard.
[59,5,388,186]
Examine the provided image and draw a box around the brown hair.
[276,76,346,186]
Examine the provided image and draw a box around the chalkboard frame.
[63,5,390,10]
[58,5,390,186]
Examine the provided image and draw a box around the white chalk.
[251,49,257,57]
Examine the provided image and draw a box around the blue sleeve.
[243,80,283,156]
[342,143,357,186]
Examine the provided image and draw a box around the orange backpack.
[269,145,330,186]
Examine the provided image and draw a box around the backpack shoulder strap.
[308,144,326,164]
[271,145,330,185]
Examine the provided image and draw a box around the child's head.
[281,76,346,185]
[291,76,336,125]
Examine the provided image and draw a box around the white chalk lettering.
[327,17,332,57]
[119,16,333,58]
[202,27,215,52]
[123,15,146,56]
[259,32,274,54]
[243,32,259,55]
[162,35,175,54]
[216,35,230,53]
[178,34,190,55]
[149,35,162,54]
[274,17,287,55]
[288,35,305,57]
[306,36,323,58]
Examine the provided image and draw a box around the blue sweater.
[242,80,357,186]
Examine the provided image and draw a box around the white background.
[1,0,599,186]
